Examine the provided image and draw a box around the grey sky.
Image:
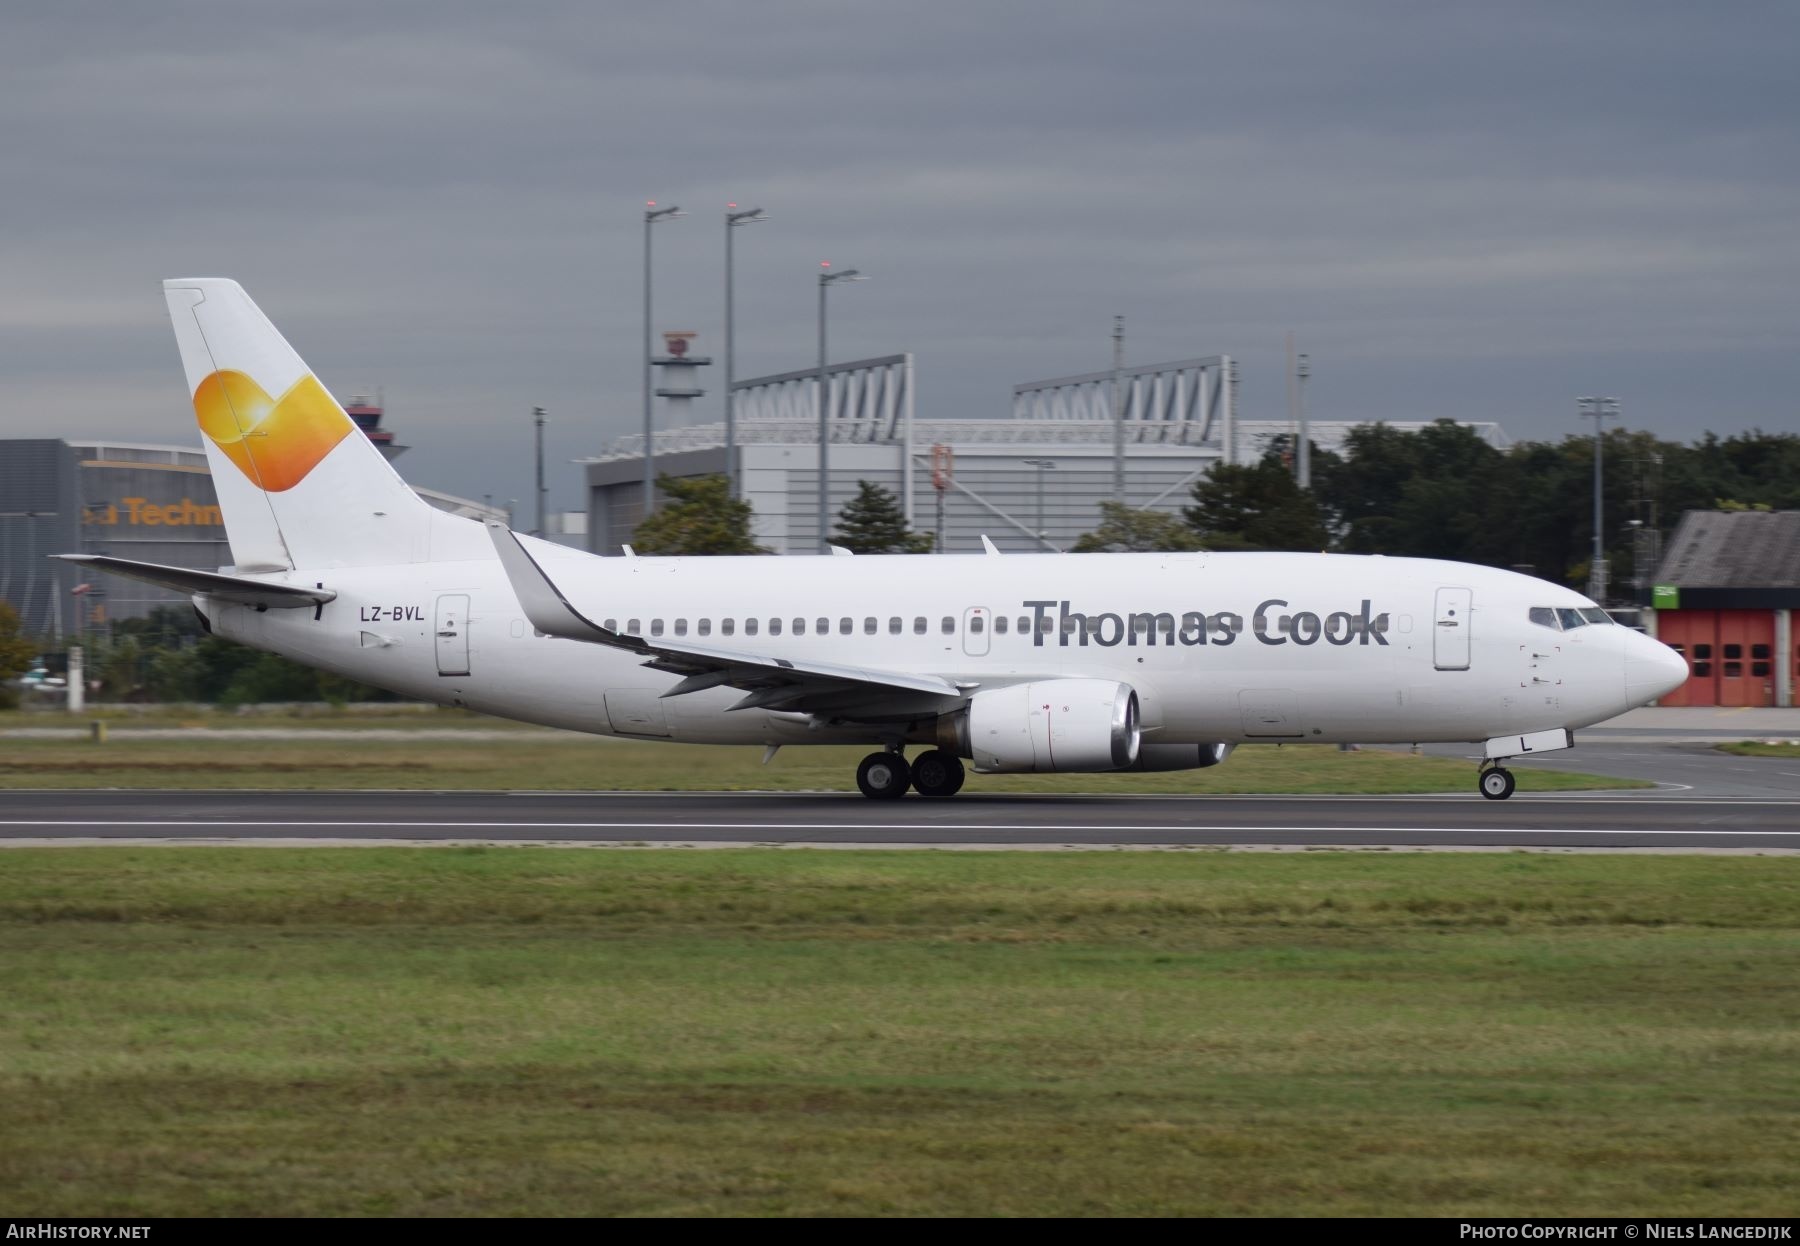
[3,1,1795,513]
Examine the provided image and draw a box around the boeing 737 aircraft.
[58,279,1688,800]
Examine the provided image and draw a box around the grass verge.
[1716,741,1800,758]
[0,849,1795,1216]
[0,737,1645,793]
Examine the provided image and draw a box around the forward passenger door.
[1433,587,1471,672]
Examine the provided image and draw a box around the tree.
[833,481,935,553]
[1184,454,1330,551]
[0,601,38,682]
[629,474,767,556]
[1071,501,1208,552]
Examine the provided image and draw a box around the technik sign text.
[84,498,223,526]
[1022,599,1391,648]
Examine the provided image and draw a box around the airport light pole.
[642,201,683,523]
[817,263,865,553]
[1295,353,1311,489]
[1024,458,1056,551]
[532,406,547,537]
[724,205,768,501]
[1577,396,1621,603]
[1111,316,1126,506]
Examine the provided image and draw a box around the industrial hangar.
[581,350,1509,556]
[0,415,506,641]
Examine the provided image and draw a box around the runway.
[2,789,1798,850]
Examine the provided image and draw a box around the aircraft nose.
[1624,631,1689,706]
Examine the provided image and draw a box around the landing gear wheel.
[910,749,966,798]
[857,751,912,800]
[1479,766,1516,801]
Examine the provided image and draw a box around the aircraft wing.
[485,523,969,720]
[50,554,335,610]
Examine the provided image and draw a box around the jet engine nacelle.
[1124,742,1235,772]
[956,678,1140,773]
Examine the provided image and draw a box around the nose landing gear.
[1479,764,1516,801]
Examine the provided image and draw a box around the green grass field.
[0,734,1647,794]
[1,849,1796,1216]
[1718,741,1800,758]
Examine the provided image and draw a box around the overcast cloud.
[2,0,1795,511]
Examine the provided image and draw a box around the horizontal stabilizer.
[50,555,335,610]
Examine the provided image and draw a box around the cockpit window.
[1578,607,1612,626]
[1556,608,1588,631]
[1529,607,1560,630]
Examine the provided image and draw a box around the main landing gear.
[1478,763,1516,801]
[854,749,966,799]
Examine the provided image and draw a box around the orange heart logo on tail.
[193,370,352,492]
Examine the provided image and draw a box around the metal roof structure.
[1657,510,1800,589]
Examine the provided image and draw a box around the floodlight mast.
[817,263,866,554]
[724,205,768,501]
[1577,396,1622,602]
[641,201,683,524]
[1024,458,1057,551]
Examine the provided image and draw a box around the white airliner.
[58,279,1688,800]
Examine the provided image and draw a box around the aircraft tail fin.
[162,278,432,570]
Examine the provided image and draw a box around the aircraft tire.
[1479,767,1516,801]
[910,749,966,798]
[857,751,912,800]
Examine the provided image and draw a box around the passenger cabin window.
[889,617,902,635]
[864,617,877,635]
[769,618,782,636]
[674,619,688,636]
[698,619,711,636]
[745,619,759,636]
[943,616,956,634]
[995,616,1008,634]
[970,615,985,633]
[840,618,853,635]
[721,619,735,636]
[650,619,664,636]
[913,617,927,635]
[604,618,618,632]
[791,618,805,636]
[816,618,828,635]
[628,618,641,634]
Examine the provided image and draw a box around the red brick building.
[1650,510,1798,707]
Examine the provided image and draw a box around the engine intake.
[952,679,1140,773]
